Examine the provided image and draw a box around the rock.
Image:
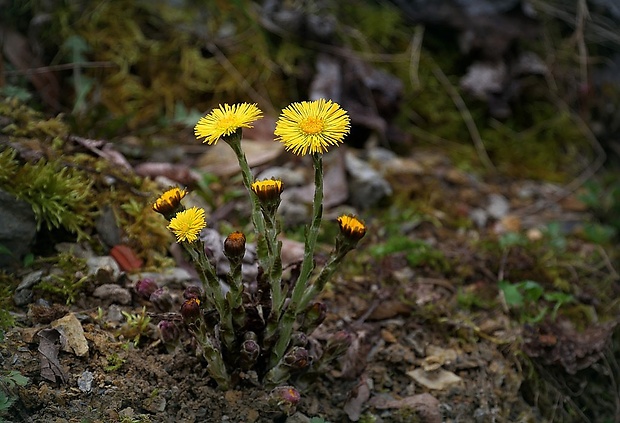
[407,368,463,390]
[92,284,132,305]
[285,412,310,423]
[14,270,44,306]
[127,268,194,289]
[461,61,506,100]
[77,370,94,393]
[256,166,306,187]
[279,188,311,227]
[86,256,121,284]
[51,313,89,357]
[487,193,510,219]
[0,189,37,269]
[95,206,122,248]
[345,152,392,209]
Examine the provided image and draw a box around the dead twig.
[430,59,496,172]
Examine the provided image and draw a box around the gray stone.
[86,256,121,284]
[256,166,307,187]
[95,206,122,248]
[487,194,510,219]
[345,152,392,209]
[13,270,44,306]
[92,284,132,305]
[77,370,94,393]
[127,268,194,289]
[0,189,37,269]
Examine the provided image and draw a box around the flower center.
[218,116,237,130]
[299,117,324,134]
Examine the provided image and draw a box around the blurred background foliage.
[1,0,618,181]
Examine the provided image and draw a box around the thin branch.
[430,59,496,171]
[2,62,116,76]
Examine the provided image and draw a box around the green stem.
[191,324,230,389]
[299,247,349,310]
[184,242,236,351]
[269,153,323,367]
[226,256,245,328]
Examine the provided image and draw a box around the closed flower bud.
[224,231,246,260]
[152,187,187,219]
[157,320,180,345]
[183,285,203,300]
[149,287,173,312]
[337,215,366,242]
[290,332,308,348]
[240,338,260,370]
[284,346,310,370]
[135,278,158,300]
[269,386,301,416]
[180,297,201,323]
[251,179,283,203]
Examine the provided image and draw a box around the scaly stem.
[226,254,246,328]
[269,153,323,367]
[190,323,230,389]
[184,242,235,351]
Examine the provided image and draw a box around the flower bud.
[290,332,308,348]
[183,285,203,300]
[180,297,201,323]
[251,179,283,203]
[224,231,246,261]
[240,338,260,370]
[269,386,300,416]
[149,287,173,312]
[283,346,310,370]
[157,320,180,345]
[152,187,187,219]
[337,215,366,242]
[135,278,158,300]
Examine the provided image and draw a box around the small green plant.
[36,253,89,305]
[119,307,152,346]
[499,279,574,322]
[369,235,450,272]
[0,370,29,415]
[104,353,126,372]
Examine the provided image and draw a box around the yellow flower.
[153,187,187,216]
[194,103,263,145]
[168,207,206,243]
[251,179,283,202]
[274,99,350,156]
[337,215,366,242]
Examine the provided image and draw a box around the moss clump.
[0,148,95,240]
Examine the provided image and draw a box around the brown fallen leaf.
[37,328,69,384]
[344,374,371,421]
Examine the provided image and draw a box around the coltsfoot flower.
[274,98,350,156]
[337,214,366,242]
[153,187,187,217]
[251,179,283,203]
[194,103,263,145]
[168,207,206,243]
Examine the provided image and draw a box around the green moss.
[0,147,95,239]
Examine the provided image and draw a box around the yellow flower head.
[251,179,283,202]
[153,187,187,216]
[168,207,206,243]
[194,103,263,145]
[337,215,366,242]
[274,99,350,156]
